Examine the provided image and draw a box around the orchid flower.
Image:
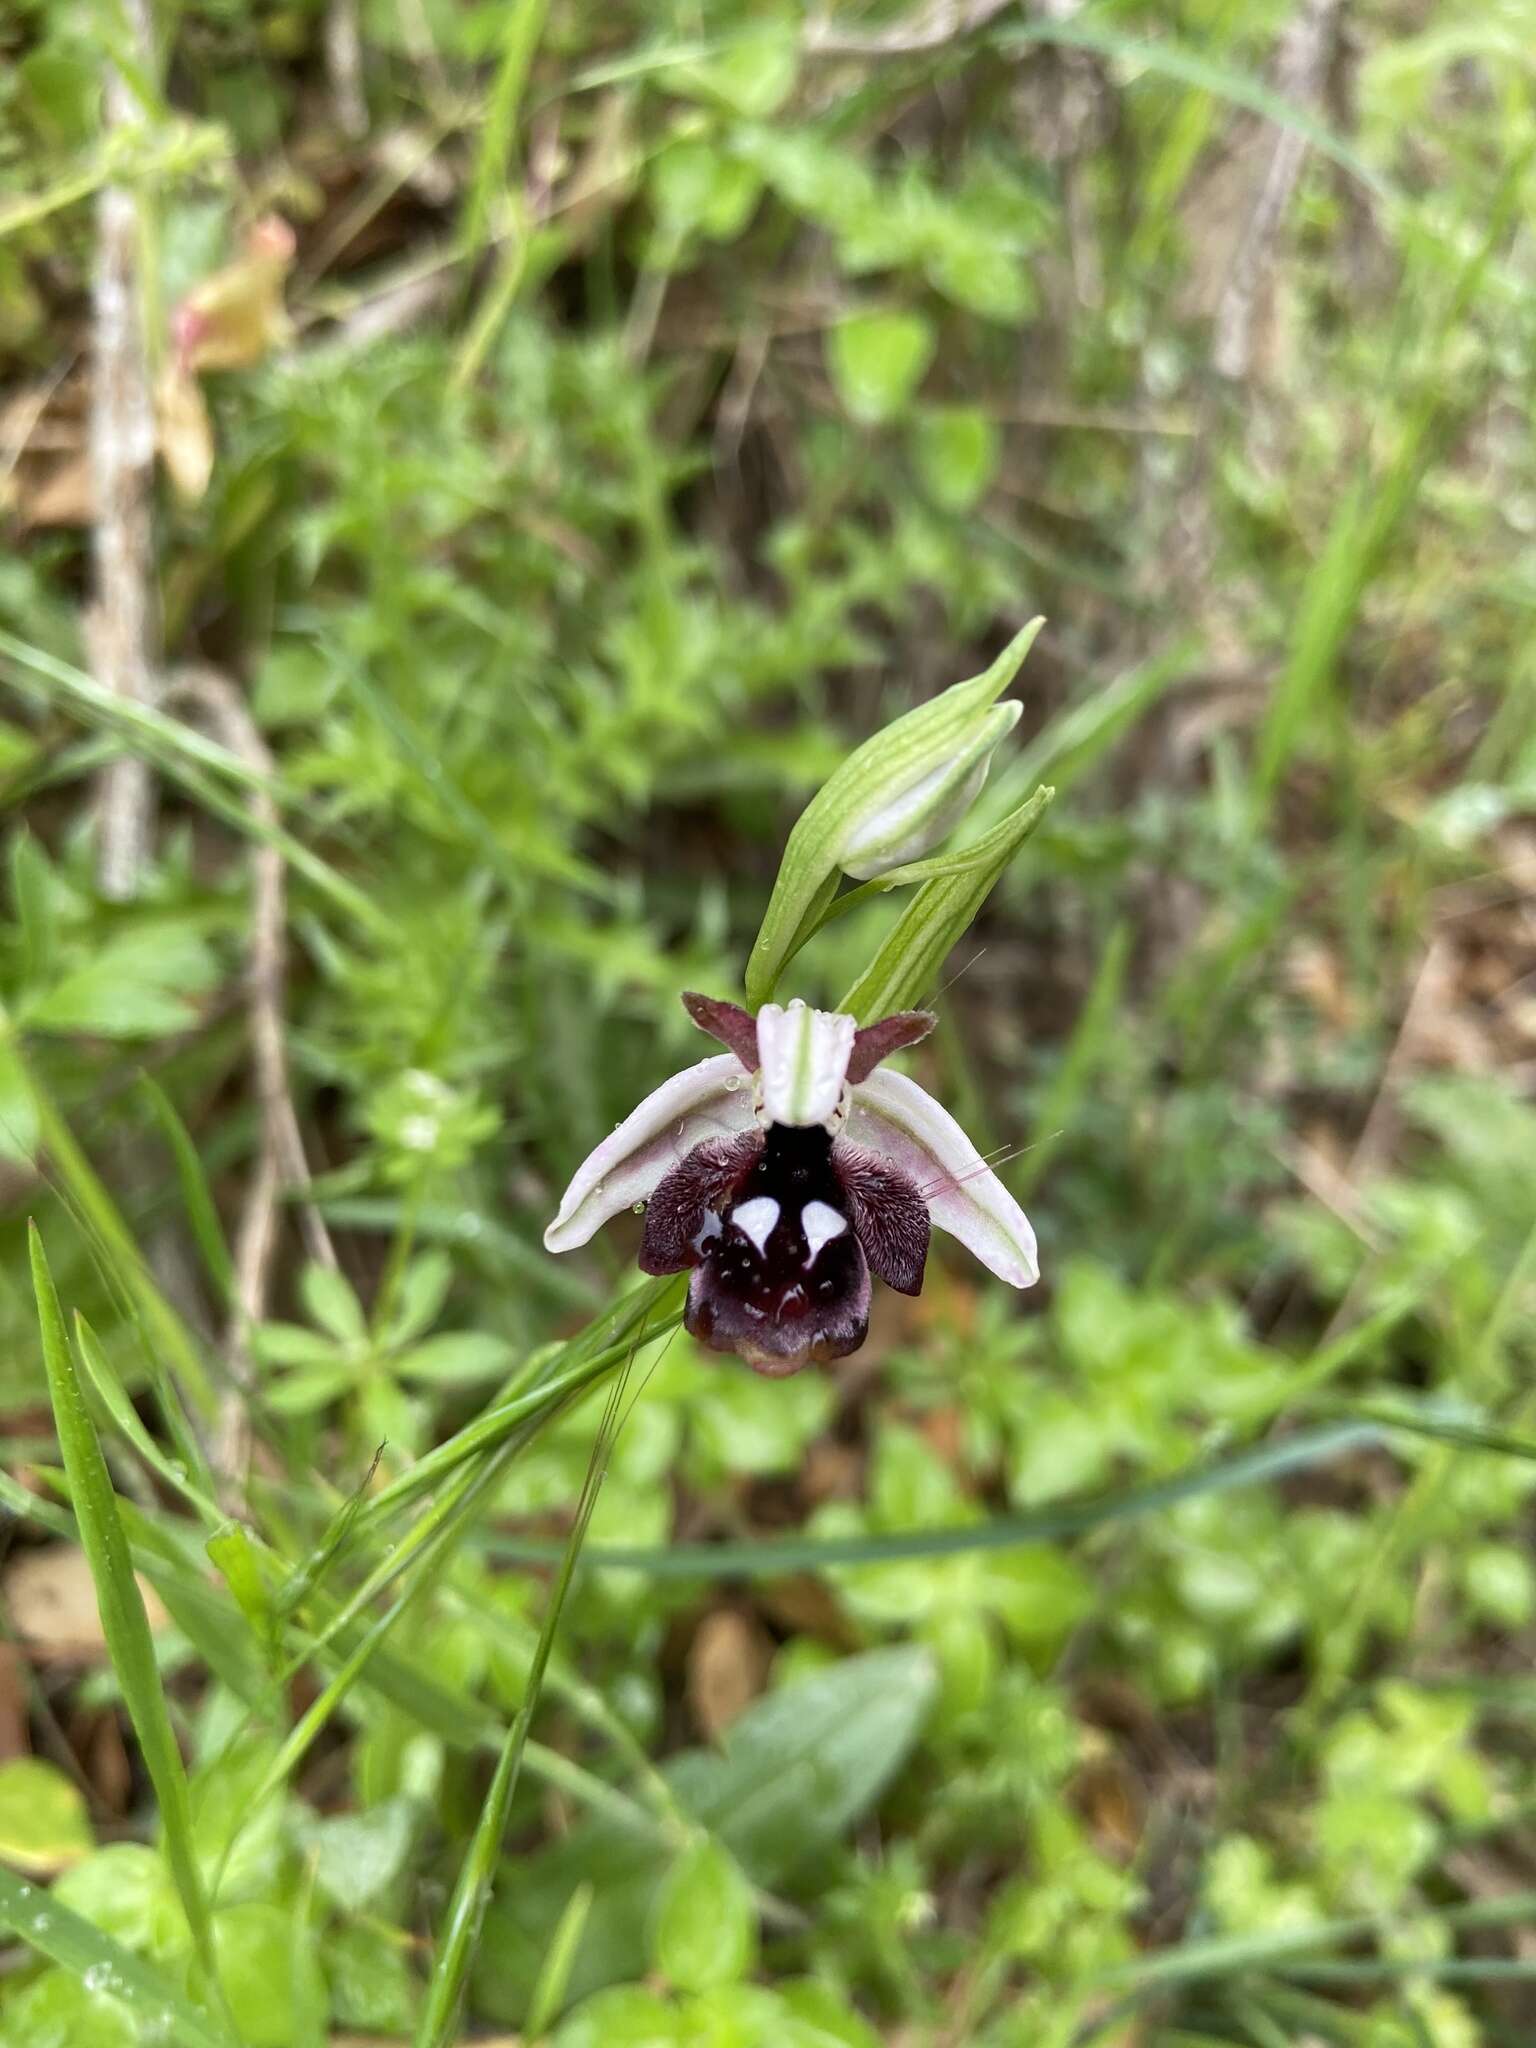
[544,993,1037,1376]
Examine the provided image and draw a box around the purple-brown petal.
[833,1140,931,1295]
[681,991,761,1071]
[845,1009,937,1085]
[638,1132,764,1274]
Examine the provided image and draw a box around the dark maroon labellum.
[685,1124,870,1374]
[639,1117,930,1376]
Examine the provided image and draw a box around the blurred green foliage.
[3,1,1536,2045]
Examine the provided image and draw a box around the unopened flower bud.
[745,619,1041,1007]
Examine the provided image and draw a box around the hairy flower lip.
[544,993,1037,1370]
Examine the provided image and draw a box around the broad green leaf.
[26,924,220,1039]
[263,1363,354,1414]
[213,1902,326,2048]
[395,1330,515,1386]
[555,1985,678,2047]
[52,1844,184,1959]
[384,1248,454,1345]
[299,1260,366,1345]
[0,1758,92,1876]
[2,1968,139,2048]
[474,1646,936,2023]
[674,21,797,116]
[651,1837,758,1993]
[0,1030,40,1164]
[249,1322,340,1368]
[925,230,1034,322]
[323,1920,419,2035]
[4,828,52,1002]
[826,309,935,425]
[651,140,763,241]
[781,1978,883,2048]
[307,1796,417,1916]
[911,405,1000,511]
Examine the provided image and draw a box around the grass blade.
[28,1224,222,2007]
[0,627,386,934]
[413,1362,634,2047]
[28,1060,220,1420]
[996,20,1395,201]
[1014,917,1129,1199]
[485,1420,1384,1576]
[0,1865,232,2048]
[74,1312,222,1527]
[1250,145,1533,807]
[461,0,551,253]
[137,1075,235,1306]
[525,1881,595,2039]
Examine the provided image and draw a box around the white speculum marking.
[691,1210,723,1254]
[731,1196,781,1256]
[801,1200,847,1265]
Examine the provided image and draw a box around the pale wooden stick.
[166,665,335,1494]
[92,0,160,901]
[1213,0,1346,382]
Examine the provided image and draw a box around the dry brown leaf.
[1286,936,1357,1031]
[73,1705,132,1814]
[918,1404,965,1469]
[156,364,215,502]
[5,1544,168,1666]
[0,1642,28,1761]
[173,216,296,375]
[688,1607,770,1739]
[800,1440,862,1504]
[20,453,95,527]
[755,1571,854,1647]
[1073,1750,1143,1861]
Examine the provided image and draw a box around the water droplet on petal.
[631,1200,647,1215]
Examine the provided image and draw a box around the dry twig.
[805,0,1014,58]
[324,0,369,140]
[1213,0,1347,381]
[166,666,335,1493]
[91,0,160,900]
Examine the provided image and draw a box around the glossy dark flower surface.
[545,993,1036,1374]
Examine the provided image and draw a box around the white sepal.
[543,1054,756,1253]
[846,1066,1037,1287]
[756,999,856,1127]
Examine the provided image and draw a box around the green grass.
[3,3,1536,2045]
